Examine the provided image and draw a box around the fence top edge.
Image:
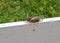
[0,17,60,28]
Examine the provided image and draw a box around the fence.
[0,17,60,43]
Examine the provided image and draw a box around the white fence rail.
[0,17,60,43]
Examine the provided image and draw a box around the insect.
[26,16,42,23]
[26,16,43,31]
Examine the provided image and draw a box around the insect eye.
[27,17,31,21]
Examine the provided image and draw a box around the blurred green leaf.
[0,0,60,23]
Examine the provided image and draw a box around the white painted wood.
[52,21,60,43]
[0,17,60,43]
[0,22,52,43]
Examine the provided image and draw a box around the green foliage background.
[0,0,60,23]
